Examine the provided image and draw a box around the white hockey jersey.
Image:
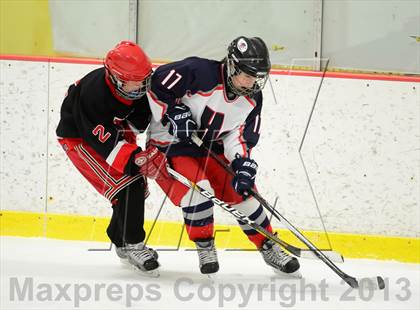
[146,57,262,162]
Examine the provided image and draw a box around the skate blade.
[137,268,160,278]
[120,258,160,278]
[205,273,218,282]
[131,264,161,278]
[119,258,130,266]
[272,268,302,279]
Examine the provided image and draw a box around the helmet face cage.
[108,70,152,100]
[226,58,269,97]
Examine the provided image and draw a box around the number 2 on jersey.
[92,125,111,143]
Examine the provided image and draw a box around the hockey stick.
[189,134,385,289]
[166,166,341,261]
[190,135,343,263]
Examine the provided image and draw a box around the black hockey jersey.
[56,67,151,175]
[147,57,262,161]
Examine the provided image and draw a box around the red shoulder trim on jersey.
[148,90,168,119]
[244,96,256,108]
[195,85,223,97]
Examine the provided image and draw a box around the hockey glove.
[134,145,169,181]
[162,104,197,141]
[231,154,258,198]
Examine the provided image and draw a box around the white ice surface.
[1,237,418,310]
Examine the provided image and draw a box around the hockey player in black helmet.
[225,36,271,97]
[146,36,300,277]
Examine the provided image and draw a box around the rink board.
[1,56,419,266]
[1,210,418,263]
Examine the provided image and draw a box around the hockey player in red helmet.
[104,41,152,100]
[147,36,300,276]
[56,41,169,276]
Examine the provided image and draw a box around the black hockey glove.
[231,153,258,198]
[162,104,197,141]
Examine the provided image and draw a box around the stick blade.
[377,276,386,289]
[344,276,386,290]
[343,276,359,288]
[358,276,386,290]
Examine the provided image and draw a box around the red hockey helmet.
[104,41,152,100]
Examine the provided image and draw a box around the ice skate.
[259,238,301,278]
[116,243,160,277]
[195,238,219,276]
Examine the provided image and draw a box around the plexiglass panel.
[138,0,316,67]
[322,0,420,74]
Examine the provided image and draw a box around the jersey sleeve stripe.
[238,124,247,157]
[253,114,260,133]
[106,140,138,173]
[149,138,171,146]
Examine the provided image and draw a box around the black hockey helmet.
[226,36,271,96]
